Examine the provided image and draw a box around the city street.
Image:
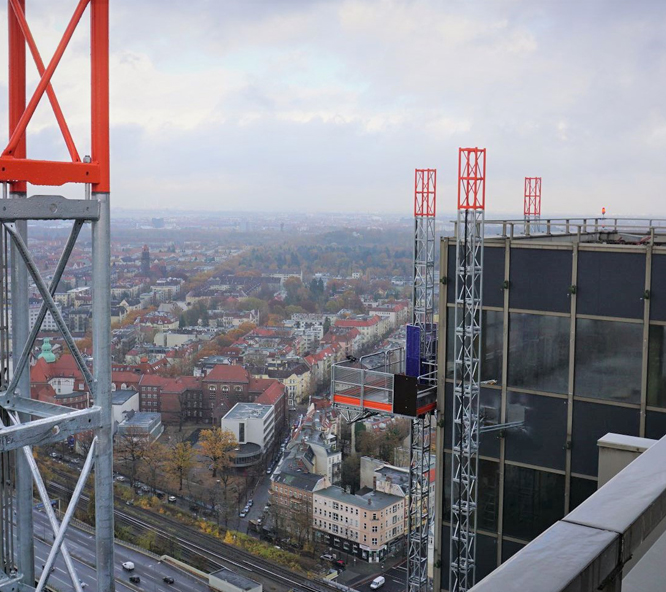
[33,509,210,592]
[353,564,407,592]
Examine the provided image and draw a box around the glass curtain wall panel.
[575,319,642,404]
[508,313,570,394]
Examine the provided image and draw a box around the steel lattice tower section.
[450,148,486,592]
[0,2,113,591]
[407,169,437,592]
[524,177,541,232]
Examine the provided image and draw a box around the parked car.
[163,576,174,584]
[370,576,386,590]
[320,554,334,561]
[121,562,135,571]
[247,499,254,507]
[168,495,177,503]
[115,476,125,482]
[239,510,247,518]
[129,575,140,584]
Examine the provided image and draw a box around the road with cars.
[33,509,210,592]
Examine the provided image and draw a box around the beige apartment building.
[312,486,405,563]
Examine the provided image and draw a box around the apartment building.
[313,486,405,563]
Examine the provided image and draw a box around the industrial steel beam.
[0,196,99,220]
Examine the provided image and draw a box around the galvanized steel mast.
[450,148,486,592]
[0,1,113,590]
[407,169,437,592]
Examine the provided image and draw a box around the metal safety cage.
[332,347,405,422]
[0,1,113,591]
[450,148,486,592]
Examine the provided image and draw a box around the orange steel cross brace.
[1,0,109,191]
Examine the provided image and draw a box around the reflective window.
[570,477,597,511]
[505,391,568,471]
[509,248,572,313]
[648,325,666,408]
[502,465,565,541]
[575,319,642,403]
[508,313,570,394]
[577,251,645,319]
[571,400,640,476]
[447,308,503,383]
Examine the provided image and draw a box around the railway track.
[46,470,338,592]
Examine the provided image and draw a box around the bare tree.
[140,440,167,494]
[115,427,148,487]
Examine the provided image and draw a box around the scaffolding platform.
[331,347,436,418]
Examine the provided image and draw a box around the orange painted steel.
[414,169,436,218]
[8,0,26,192]
[91,0,110,192]
[458,147,486,211]
[524,177,542,217]
[332,394,393,413]
[0,159,100,186]
[1,0,109,191]
[8,0,80,163]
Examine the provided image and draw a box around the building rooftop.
[112,389,138,405]
[120,411,160,429]
[316,485,402,510]
[223,402,272,421]
[209,568,260,591]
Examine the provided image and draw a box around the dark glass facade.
[437,239,666,591]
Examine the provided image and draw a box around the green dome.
[38,337,56,363]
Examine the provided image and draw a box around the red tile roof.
[256,380,285,406]
[203,364,249,383]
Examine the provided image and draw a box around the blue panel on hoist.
[406,324,421,377]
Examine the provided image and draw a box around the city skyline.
[0,0,664,215]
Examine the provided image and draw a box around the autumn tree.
[165,440,195,491]
[199,427,238,478]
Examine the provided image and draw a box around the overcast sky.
[1,0,665,216]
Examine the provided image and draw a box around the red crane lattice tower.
[0,2,113,591]
[451,148,486,592]
[524,177,542,224]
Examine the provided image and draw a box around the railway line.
[46,470,338,592]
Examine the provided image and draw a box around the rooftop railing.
[451,217,666,241]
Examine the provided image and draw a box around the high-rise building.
[434,219,666,590]
[140,244,150,276]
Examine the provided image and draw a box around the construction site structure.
[331,169,438,592]
[0,2,113,591]
[450,148,486,592]
[523,177,541,233]
[406,169,438,592]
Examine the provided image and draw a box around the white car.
[168,496,177,503]
[121,561,135,571]
[370,576,385,590]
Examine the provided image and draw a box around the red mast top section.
[414,169,436,217]
[1,0,109,192]
[458,148,486,211]
[524,177,542,217]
